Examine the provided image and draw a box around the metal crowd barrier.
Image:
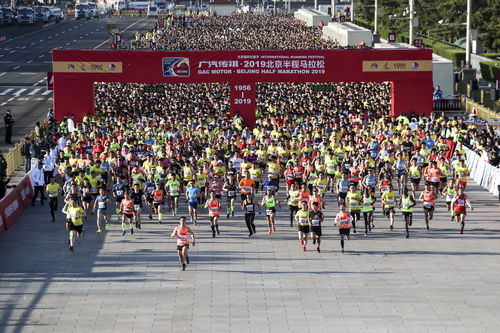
[4,129,36,177]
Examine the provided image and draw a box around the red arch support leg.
[230,82,256,127]
[391,79,433,118]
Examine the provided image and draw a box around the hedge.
[481,53,500,59]
[353,18,465,67]
[479,61,500,82]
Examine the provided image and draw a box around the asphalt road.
[0,16,155,153]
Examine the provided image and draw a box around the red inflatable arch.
[52,49,433,126]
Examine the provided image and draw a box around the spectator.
[21,137,32,173]
[0,149,7,178]
[0,175,12,200]
[4,109,14,144]
[30,162,46,206]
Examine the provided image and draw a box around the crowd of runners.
[25,13,487,270]
[128,13,370,51]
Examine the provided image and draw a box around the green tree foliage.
[356,0,499,52]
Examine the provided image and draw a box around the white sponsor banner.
[464,147,499,197]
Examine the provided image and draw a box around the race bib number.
[266,209,273,215]
[424,202,433,209]
[246,204,254,212]
[339,218,349,226]
[299,218,308,225]
[243,186,251,193]
[170,188,179,194]
[134,204,141,211]
[228,191,235,197]
[316,185,324,191]
[386,200,394,206]
[402,201,409,209]
[98,202,105,209]
[363,201,372,207]
[210,207,218,213]
[458,199,465,206]
[339,186,348,193]
[431,177,439,182]
[70,211,77,218]
[49,189,57,196]
[116,190,123,196]
[198,180,205,187]
[311,219,320,226]
[178,235,187,243]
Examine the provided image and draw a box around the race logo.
[162,57,190,77]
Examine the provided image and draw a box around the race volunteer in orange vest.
[204,190,221,238]
[170,216,196,271]
[239,171,255,203]
[335,205,352,253]
[120,192,135,236]
[419,184,437,231]
[451,187,473,234]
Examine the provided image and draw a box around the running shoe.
[69,246,74,252]
[317,247,320,253]
[105,223,109,229]
[313,238,316,245]
[186,256,190,264]
[122,230,126,236]
[406,234,410,239]
[149,214,152,220]
[232,211,234,217]
[130,228,134,235]
[96,229,102,233]
[182,263,186,271]
[302,246,306,252]
[390,225,393,231]
[460,230,464,234]
[272,226,276,232]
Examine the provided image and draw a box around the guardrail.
[464,97,500,120]
[4,130,36,177]
[433,98,464,112]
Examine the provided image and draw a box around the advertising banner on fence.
[0,174,34,232]
[465,147,500,197]
[52,49,433,126]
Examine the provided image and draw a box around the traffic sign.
[47,72,54,90]
[413,39,423,48]
[388,32,397,43]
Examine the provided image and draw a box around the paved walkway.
[1,180,499,333]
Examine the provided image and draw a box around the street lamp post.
[409,0,414,45]
[465,0,471,67]
[374,0,378,34]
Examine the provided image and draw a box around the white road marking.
[0,102,7,106]
[0,88,13,95]
[42,90,53,95]
[13,65,21,70]
[0,72,6,77]
[48,36,52,39]
[39,39,44,42]
[38,55,44,58]
[0,61,13,63]
[30,42,36,46]
[27,60,33,63]
[66,42,70,45]
[21,46,26,49]
[93,18,145,49]
[28,89,41,95]
[7,97,14,101]
[13,88,27,95]
[9,50,15,53]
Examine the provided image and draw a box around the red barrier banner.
[52,49,433,126]
[0,174,34,232]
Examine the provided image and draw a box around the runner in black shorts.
[309,202,324,253]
